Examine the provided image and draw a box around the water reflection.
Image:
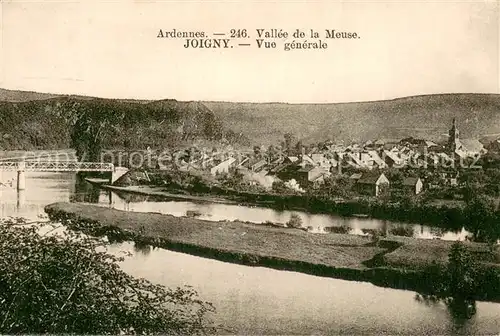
[415,294,478,334]
[0,171,76,220]
[133,241,152,256]
[70,175,100,203]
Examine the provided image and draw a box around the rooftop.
[402,177,420,186]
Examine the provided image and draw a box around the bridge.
[0,160,128,191]
[0,161,114,172]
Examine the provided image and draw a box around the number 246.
[230,29,248,38]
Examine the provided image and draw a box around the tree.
[221,169,244,189]
[253,145,262,158]
[417,242,480,320]
[0,218,215,335]
[442,242,480,319]
[283,133,298,156]
[286,214,303,229]
[70,104,120,162]
[267,145,277,162]
[271,180,289,194]
[446,242,478,301]
[294,140,304,156]
[315,175,354,199]
[464,194,499,243]
[385,168,403,187]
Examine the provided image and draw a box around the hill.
[0,94,249,151]
[204,94,500,145]
[0,88,150,104]
[0,88,62,102]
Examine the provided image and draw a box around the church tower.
[448,118,460,152]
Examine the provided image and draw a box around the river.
[1,171,500,335]
[100,188,469,240]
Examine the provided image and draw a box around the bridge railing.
[0,161,114,172]
[0,162,19,170]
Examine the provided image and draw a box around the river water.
[1,171,500,335]
[101,188,469,240]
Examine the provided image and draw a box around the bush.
[0,218,215,335]
[286,213,303,229]
[389,225,414,237]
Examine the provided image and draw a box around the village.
[111,118,500,201]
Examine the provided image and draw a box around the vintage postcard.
[1,1,499,335]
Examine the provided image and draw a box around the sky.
[1,0,499,103]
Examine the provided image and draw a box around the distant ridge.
[0,88,62,102]
[0,88,151,103]
[1,88,500,146]
[1,87,497,105]
[204,93,500,145]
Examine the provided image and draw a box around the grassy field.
[45,202,499,273]
[45,202,386,270]
[382,235,500,269]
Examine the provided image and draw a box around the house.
[250,159,267,172]
[486,139,500,153]
[275,164,301,181]
[344,152,364,169]
[210,157,236,176]
[356,173,390,197]
[453,140,486,159]
[363,140,374,149]
[359,152,376,168]
[458,139,487,157]
[367,150,387,169]
[300,155,315,167]
[277,164,328,187]
[383,150,405,168]
[284,156,299,164]
[383,143,397,151]
[447,118,487,157]
[242,158,267,172]
[401,177,423,195]
[268,162,289,176]
[311,153,331,169]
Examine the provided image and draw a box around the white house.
[402,177,423,195]
[210,157,236,176]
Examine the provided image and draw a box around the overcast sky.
[1,0,499,103]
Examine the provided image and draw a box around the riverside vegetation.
[0,217,215,335]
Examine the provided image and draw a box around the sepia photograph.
[1,0,500,334]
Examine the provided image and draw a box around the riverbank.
[97,183,242,205]
[45,202,500,301]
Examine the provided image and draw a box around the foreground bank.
[45,202,500,301]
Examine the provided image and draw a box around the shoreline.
[44,202,500,303]
[99,183,242,205]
